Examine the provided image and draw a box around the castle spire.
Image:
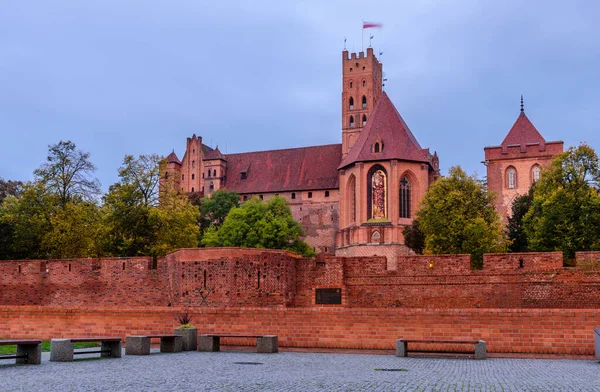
[520,94,524,113]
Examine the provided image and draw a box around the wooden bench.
[198,334,278,353]
[396,339,487,360]
[0,340,42,365]
[50,337,122,362]
[125,335,182,355]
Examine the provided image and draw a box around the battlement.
[484,141,564,161]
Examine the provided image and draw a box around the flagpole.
[361,19,364,52]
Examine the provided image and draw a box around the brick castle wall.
[0,306,597,355]
[2,249,600,309]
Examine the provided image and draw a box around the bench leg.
[396,340,408,357]
[101,341,122,358]
[474,340,487,360]
[50,339,74,362]
[257,336,278,353]
[16,343,42,365]
[198,336,220,352]
[126,336,150,355]
[161,336,182,353]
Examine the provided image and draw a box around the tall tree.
[191,189,240,240]
[34,140,101,205]
[118,154,162,207]
[403,219,425,255]
[0,178,25,204]
[506,187,534,252]
[523,143,600,260]
[417,166,508,268]
[202,196,314,256]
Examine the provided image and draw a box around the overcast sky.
[2,0,599,190]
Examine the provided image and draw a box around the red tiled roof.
[339,92,430,169]
[204,147,225,160]
[166,151,181,165]
[501,111,546,146]
[223,144,342,194]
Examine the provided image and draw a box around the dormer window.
[373,141,383,153]
[349,97,354,110]
[374,143,380,153]
[362,95,367,108]
[241,171,247,180]
[349,116,354,128]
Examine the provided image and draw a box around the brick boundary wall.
[1,306,597,355]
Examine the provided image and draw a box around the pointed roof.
[166,151,181,165]
[203,146,225,161]
[501,111,546,147]
[339,92,429,169]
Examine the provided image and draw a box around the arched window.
[347,175,356,223]
[349,81,353,88]
[367,165,387,219]
[400,176,411,218]
[532,165,541,183]
[182,174,184,180]
[507,168,517,189]
[374,142,380,153]
[349,97,354,110]
[191,174,195,180]
[209,181,214,191]
[362,95,367,108]
[362,80,366,87]
[349,116,354,128]
[362,115,367,126]
[191,187,195,192]
[208,170,211,178]
[213,169,216,177]
[192,160,195,168]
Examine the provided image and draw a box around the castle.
[162,48,563,259]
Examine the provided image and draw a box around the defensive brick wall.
[2,249,600,309]
[0,306,597,355]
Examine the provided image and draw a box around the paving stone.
[1,349,600,391]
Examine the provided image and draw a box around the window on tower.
[349,81,353,88]
[362,96,367,108]
[213,169,216,177]
[362,115,367,126]
[192,174,195,180]
[349,97,354,110]
[363,80,366,87]
[349,116,354,128]
[507,168,517,189]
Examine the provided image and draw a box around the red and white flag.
[363,22,383,29]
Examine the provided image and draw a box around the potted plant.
[174,313,197,351]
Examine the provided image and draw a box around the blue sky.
[1,0,599,191]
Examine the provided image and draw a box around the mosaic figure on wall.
[371,170,387,219]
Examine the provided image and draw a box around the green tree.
[191,189,240,240]
[417,166,508,267]
[202,196,314,256]
[0,184,54,259]
[149,191,201,256]
[42,201,104,259]
[523,143,600,260]
[118,154,162,207]
[34,140,101,205]
[506,187,534,252]
[102,183,156,257]
[403,218,425,255]
[0,178,25,204]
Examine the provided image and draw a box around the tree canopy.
[506,187,534,253]
[523,143,600,259]
[34,140,101,205]
[202,196,314,256]
[417,166,508,267]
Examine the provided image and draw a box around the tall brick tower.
[341,47,383,159]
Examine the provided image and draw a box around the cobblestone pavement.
[2,349,599,391]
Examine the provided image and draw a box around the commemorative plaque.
[315,288,342,305]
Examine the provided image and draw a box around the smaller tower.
[341,47,383,159]
[203,147,227,195]
[484,98,563,221]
